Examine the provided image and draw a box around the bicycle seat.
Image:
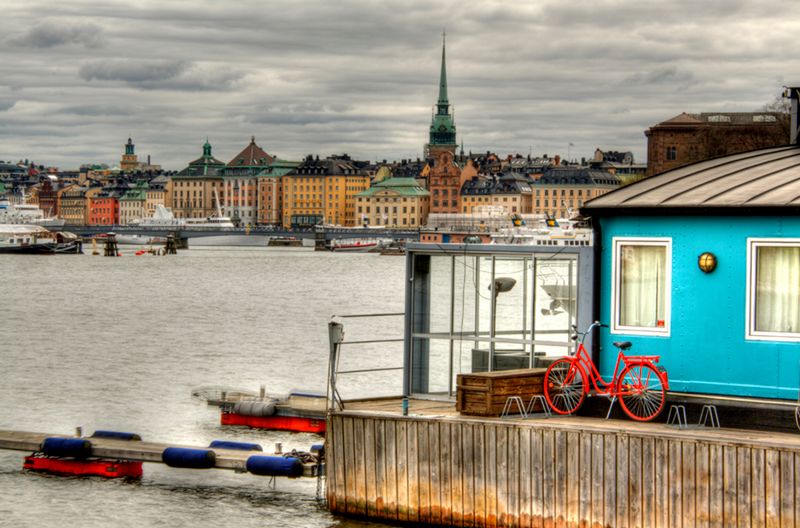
[613,341,632,350]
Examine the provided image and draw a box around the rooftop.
[582,145,800,213]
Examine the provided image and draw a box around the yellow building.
[533,167,620,218]
[145,175,167,217]
[355,176,430,228]
[281,155,369,228]
[170,140,225,219]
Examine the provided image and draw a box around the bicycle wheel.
[617,363,666,421]
[544,358,586,415]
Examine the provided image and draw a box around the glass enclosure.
[409,250,583,397]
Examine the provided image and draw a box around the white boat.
[114,234,168,245]
[329,238,383,252]
[490,216,593,247]
[0,224,81,254]
[0,197,65,228]
[132,204,235,230]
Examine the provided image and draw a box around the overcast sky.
[1,0,798,170]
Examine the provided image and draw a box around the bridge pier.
[314,227,328,251]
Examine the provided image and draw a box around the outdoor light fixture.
[698,252,717,273]
[489,277,517,364]
[491,277,517,298]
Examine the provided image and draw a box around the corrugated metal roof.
[582,145,800,212]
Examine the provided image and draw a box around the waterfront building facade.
[355,176,430,228]
[256,159,298,225]
[281,155,369,228]
[59,186,100,226]
[171,140,225,219]
[533,167,619,218]
[119,181,148,225]
[645,111,788,176]
[145,175,167,217]
[88,188,120,226]
[223,137,274,226]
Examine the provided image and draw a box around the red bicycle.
[543,322,669,421]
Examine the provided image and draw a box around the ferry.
[0,196,65,228]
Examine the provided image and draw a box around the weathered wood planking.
[327,413,800,527]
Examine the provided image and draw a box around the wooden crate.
[456,368,548,416]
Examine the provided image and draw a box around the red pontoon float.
[23,454,143,479]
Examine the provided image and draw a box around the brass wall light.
[698,252,717,273]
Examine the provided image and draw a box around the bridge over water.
[65,225,419,244]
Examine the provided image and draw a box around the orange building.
[88,190,120,226]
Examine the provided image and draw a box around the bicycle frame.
[564,324,668,397]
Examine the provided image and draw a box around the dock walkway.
[0,429,318,477]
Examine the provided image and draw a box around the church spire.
[437,31,449,110]
[428,33,457,152]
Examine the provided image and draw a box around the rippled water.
[0,247,406,528]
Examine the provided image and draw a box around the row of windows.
[432,200,458,207]
[535,189,588,197]
[612,237,800,341]
[358,206,417,214]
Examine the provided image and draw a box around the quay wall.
[327,412,800,527]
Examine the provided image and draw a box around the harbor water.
[0,247,406,528]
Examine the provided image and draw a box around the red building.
[88,191,119,226]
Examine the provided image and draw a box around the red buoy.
[23,455,143,479]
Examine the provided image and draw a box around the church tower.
[425,34,463,215]
[425,34,457,158]
[120,137,139,171]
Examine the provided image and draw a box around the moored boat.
[0,225,82,254]
[193,387,328,434]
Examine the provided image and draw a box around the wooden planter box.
[456,368,548,416]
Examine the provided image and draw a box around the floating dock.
[0,430,320,478]
[327,398,800,527]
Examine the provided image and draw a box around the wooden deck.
[0,430,318,477]
[328,397,800,527]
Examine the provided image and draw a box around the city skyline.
[1,0,799,169]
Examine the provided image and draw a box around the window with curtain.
[612,238,671,335]
[749,240,800,339]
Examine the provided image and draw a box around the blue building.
[582,145,800,401]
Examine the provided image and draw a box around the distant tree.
[761,92,791,114]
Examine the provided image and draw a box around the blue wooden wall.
[597,215,800,400]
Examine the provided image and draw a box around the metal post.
[448,255,455,396]
[327,321,345,411]
[489,256,496,371]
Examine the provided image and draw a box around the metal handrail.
[327,313,405,412]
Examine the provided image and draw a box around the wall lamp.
[698,252,717,273]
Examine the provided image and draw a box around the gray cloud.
[9,20,105,48]
[77,60,244,91]
[0,0,799,168]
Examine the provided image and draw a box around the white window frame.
[610,237,672,336]
[746,238,800,342]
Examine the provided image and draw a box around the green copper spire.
[203,138,212,157]
[429,32,457,148]
[437,32,449,109]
